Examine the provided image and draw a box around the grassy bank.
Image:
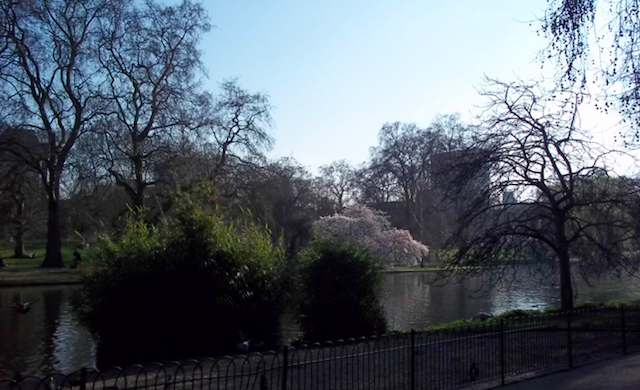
[384,265,479,273]
[0,241,82,286]
[388,299,636,333]
[384,266,443,273]
[0,268,82,286]
[0,241,77,268]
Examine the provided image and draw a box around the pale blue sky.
[199,0,620,173]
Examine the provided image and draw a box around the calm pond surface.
[2,271,640,378]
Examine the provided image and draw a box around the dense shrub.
[73,195,285,366]
[297,239,387,342]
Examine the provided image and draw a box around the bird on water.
[7,300,39,314]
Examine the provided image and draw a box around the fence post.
[500,318,505,386]
[80,367,87,390]
[567,311,573,369]
[622,305,628,355]
[281,346,289,390]
[411,330,416,390]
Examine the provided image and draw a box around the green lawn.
[0,241,77,268]
[0,241,83,285]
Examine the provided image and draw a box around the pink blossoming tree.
[312,205,429,266]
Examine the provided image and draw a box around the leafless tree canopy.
[317,160,356,211]
[0,0,114,266]
[0,127,45,257]
[93,0,210,210]
[438,78,640,310]
[541,0,640,143]
[207,79,274,179]
[357,115,471,246]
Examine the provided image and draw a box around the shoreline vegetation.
[0,252,595,288]
[0,241,450,287]
[388,298,637,334]
[0,261,552,286]
[0,264,446,287]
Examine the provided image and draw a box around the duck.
[9,300,39,314]
[236,340,250,353]
[236,330,265,353]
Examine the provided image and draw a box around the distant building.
[430,149,490,206]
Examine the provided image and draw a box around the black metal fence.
[3,306,640,390]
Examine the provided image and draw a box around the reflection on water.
[383,271,640,331]
[2,270,640,377]
[0,285,96,378]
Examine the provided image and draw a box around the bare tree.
[541,0,640,142]
[0,0,112,267]
[225,157,323,258]
[142,80,274,219]
[428,113,471,152]
[0,128,45,258]
[439,78,640,311]
[317,160,356,211]
[207,79,274,180]
[354,161,398,205]
[93,0,210,212]
[362,117,470,244]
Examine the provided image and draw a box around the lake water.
[2,271,640,378]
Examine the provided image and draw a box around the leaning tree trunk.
[12,196,26,258]
[41,193,64,268]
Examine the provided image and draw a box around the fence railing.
[2,305,640,390]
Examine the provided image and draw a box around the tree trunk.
[41,196,64,268]
[133,146,146,212]
[558,249,574,311]
[13,197,25,258]
[13,236,25,258]
[13,228,25,258]
[134,187,145,211]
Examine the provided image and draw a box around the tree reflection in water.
[0,286,94,378]
[2,270,640,377]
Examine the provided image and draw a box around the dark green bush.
[74,195,285,366]
[297,239,387,342]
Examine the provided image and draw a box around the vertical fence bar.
[622,305,628,355]
[281,346,288,390]
[410,330,416,390]
[80,367,87,390]
[500,318,505,386]
[567,311,573,369]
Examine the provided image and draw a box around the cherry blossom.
[313,205,429,266]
